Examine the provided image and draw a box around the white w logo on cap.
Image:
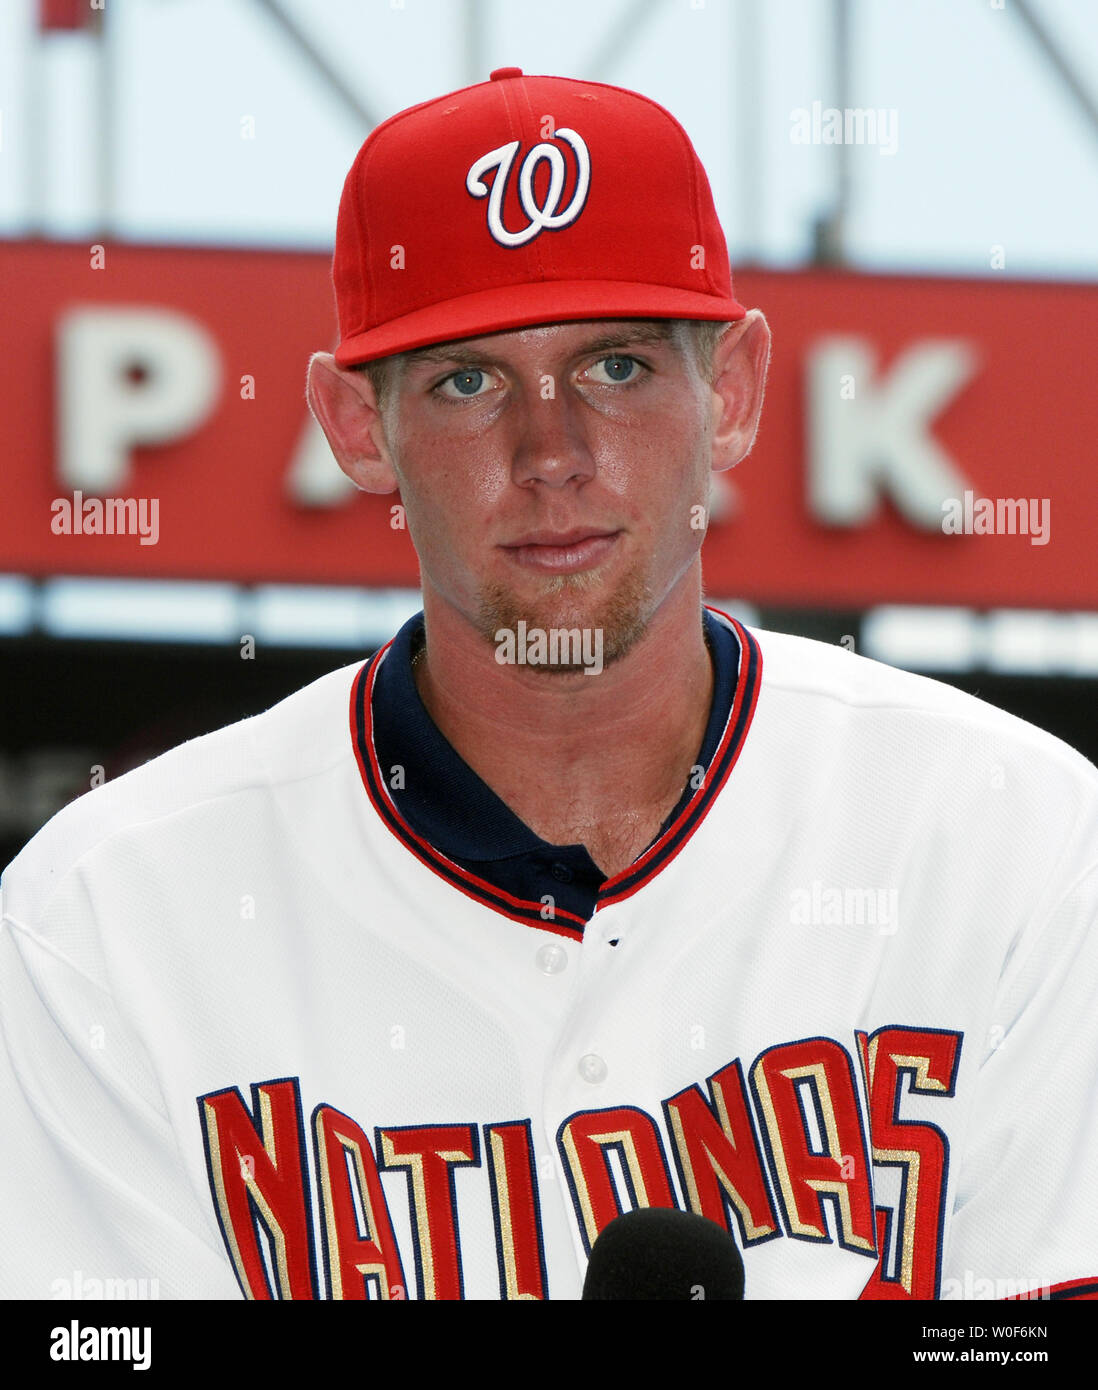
[466,129,591,248]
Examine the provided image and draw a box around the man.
[2,68,1097,1302]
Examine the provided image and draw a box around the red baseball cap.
[332,67,746,366]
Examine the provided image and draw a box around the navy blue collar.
[357,607,751,929]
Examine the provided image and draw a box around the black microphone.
[581,1207,745,1300]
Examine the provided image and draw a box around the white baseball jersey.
[3,605,1097,1301]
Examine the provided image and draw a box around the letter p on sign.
[57,307,221,491]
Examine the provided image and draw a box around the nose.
[509,388,597,489]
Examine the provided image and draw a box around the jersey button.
[536,944,567,975]
[578,1053,607,1084]
[550,862,574,883]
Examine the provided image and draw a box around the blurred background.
[2,0,1097,867]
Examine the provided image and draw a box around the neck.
[412,573,714,877]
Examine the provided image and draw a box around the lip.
[500,528,621,574]
[505,528,618,548]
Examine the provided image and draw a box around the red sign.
[2,239,1096,608]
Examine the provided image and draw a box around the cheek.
[393,408,508,503]
[391,450,508,578]
[601,405,710,533]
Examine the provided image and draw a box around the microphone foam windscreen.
[581,1207,745,1300]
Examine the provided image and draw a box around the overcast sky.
[2,0,1097,280]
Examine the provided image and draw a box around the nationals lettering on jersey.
[197,1024,962,1301]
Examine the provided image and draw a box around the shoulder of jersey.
[745,622,1098,786]
[1,659,364,921]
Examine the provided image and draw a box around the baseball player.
[3,68,1097,1303]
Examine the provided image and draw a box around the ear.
[708,309,772,473]
[305,351,399,493]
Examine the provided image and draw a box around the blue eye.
[443,368,487,397]
[601,356,636,381]
[588,355,647,386]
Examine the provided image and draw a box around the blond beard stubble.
[476,559,654,675]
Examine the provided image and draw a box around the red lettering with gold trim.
[377,1123,479,1300]
[484,1120,548,1300]
[856,1026,962,1300]
[557,1106,677,1252]
[197,1078,316,1299]
[313,1104,406,1300]
[664,1060,780,1246]
[750,1038,876,1254]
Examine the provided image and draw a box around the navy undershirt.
[369,608,740,923]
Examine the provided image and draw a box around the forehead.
[400,319,686,370]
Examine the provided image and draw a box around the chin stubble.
[476,563,654,676]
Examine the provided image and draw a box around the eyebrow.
[401,321,677,370]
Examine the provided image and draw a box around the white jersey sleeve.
[747,629,1098,1302]
[938,855,1098,1301]
[0,738,253,1300]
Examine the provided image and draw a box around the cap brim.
[334,279,747,366]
